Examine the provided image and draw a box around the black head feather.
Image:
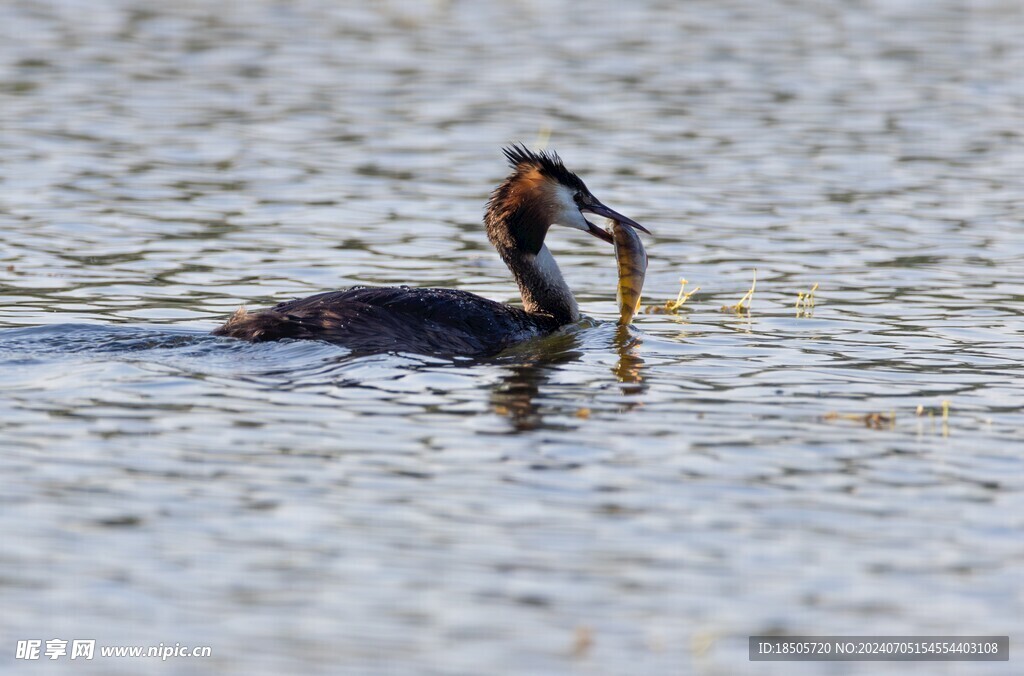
[501,143,588,193]
[486,144,593,260]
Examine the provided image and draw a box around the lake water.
[1,0,1021,674]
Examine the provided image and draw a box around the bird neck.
[485,177,580,325]
[497,243,580,325]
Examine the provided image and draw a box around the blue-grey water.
[1,1,1022,674]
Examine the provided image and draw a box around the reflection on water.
[612,325,647,396]
[1,0,1023,674]
[484,326,578,427]
[492,361,563,432]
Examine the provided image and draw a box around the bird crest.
[502,143,587,193]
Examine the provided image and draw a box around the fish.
[608,219,648,325]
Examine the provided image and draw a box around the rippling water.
[1,0,1022,674]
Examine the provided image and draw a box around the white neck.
[512,244,579,323]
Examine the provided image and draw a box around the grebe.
[213,145,648,357]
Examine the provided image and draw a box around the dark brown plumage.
[213,286,559,357]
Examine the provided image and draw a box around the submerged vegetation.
[643,278,700,314]
[823,410,895,429]
[823,401,953,434]
[635,271,828,321]
[795,282,819,317]
[721,269,756,314]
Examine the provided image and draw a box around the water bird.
[213,145,648,356]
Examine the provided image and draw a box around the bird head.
[486,144,648,254]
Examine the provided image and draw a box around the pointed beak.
[581,201,651,236]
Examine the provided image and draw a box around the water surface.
[1,0,1022,674]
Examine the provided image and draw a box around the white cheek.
[549,185,588,231]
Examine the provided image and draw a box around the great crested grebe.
[213,145,648,357]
